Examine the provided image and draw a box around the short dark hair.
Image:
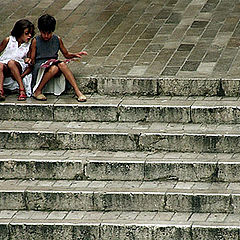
[38,14,56,33]
[11,19,35,39]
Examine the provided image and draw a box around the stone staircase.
[1,82,240,239]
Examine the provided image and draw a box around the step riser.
[68,77,240,97]
[2,104,240,124]
[2,160,237,183]
[1,222,239,240]
[0,191,236,213]
[0,160,84,180]
[97,78,221,97]
[95,77,240,97]
[1,131,240,153]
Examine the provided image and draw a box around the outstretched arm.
[59,37,87,59]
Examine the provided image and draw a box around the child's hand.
[75,51,88,58]
[24,58,32,65]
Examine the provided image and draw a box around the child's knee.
[7,60,16,68]
[48,65,59,75]
[58,62,68,71]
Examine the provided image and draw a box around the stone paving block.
[207,213,227,222]
[139,132,240,153]
[152,223,192,240]
[0,210,17,219]
[158,78,220,96]
[0,159,83,180]
[218,161,240,182]
[101,223,153,240]
[222,79,240,97]
[73,223,100,240]
[165,190,233,213]
[144,159,217,182]
[192,223,239,240]
[191,102,240,124]
[53,102,119,122]
[25,190,94,211]
[0,103,54,121]
[0,222,9,240]
[85,158,145,181]
[188,212,209,222]
[192,193,232,213]
[119,100,191,123]
[230,194,240,214]
[93,191,165,211]
[97,77,158,96]
[0,191,25,211]
[65,211,86,220]
[9,222,74,240]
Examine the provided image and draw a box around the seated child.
[31,14,87,102]
[0,19,34,101]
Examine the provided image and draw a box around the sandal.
[18,88,27,101]
[76,94,87,102]
[0,89,5,101]
[33,93,47,101]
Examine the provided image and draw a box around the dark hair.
[11,19,35,39]
[38,14,56,33]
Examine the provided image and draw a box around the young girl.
[31,14,87,102]
[0,19,34,101]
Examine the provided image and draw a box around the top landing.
[0,0,240,86]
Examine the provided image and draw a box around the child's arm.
[21,39,36,78]
[59,37,87,59]
[29,38,36,64]
[0,37,9,53]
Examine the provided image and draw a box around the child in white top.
[0,19,34,101]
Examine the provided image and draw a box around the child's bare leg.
[33,65,59,97]
[0,63,6,100]
[0,63,4,90]
[7,60,24,90]
[58,62,86,101]
[7,60,27,100]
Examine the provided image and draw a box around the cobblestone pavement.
[0,0,240,79]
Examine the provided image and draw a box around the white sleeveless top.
[0,36,32,96]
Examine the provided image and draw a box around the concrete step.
[0,149,239,182]
[2,95,240,124]
[0,179,239,213]
[1,120,240,153]
[1,210,240,240]
[86,76,240,97]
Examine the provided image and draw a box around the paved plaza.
[0,0,240,80]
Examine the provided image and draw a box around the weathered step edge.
[0,186,239,213]
[79,76,240,97]
[1,130,240,153]
[3,99,240,124]
[1,219,240,240]
[1,155,240,182]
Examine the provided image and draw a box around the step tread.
[0,149,236,162]
[1,94,240,107]
[0,180,238,193]
[1,120,240,135]
[0,210,239,225]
